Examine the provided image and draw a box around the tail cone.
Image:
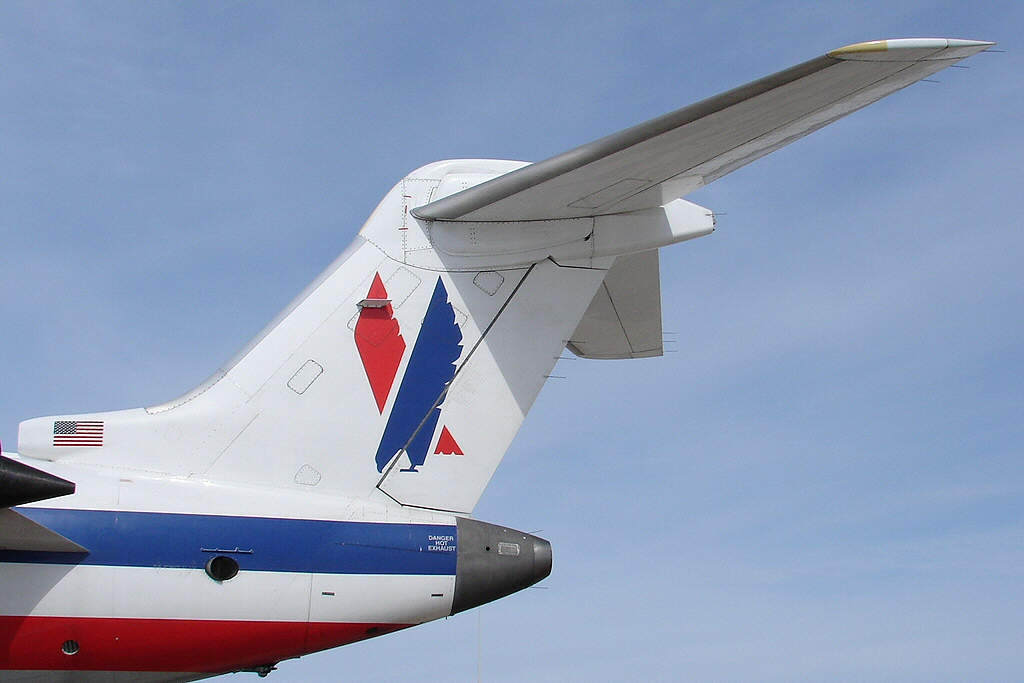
[451,517,552,615]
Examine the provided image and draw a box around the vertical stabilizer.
[18,161,617,514]
[375,258,607,512]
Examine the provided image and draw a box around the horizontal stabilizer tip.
[829,38,995,61]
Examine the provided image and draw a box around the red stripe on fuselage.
[0,616,410,672]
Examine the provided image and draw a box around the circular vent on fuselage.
[205,555,240,582]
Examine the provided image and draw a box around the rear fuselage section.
[0,460,459,678]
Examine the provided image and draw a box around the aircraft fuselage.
[0,459,549,680]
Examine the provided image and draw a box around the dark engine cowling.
[451,517,552,615]
[0,454,76,509]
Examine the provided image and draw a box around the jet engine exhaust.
[451,517,552,615]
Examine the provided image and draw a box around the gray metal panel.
[413,43,984,223]
[0,508,88,553]
[568,250,662,360]
[451,517,551,615]
[0,672,214,683]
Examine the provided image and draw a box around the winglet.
[829,38,995,61]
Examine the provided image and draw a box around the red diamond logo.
[354,273,406,413]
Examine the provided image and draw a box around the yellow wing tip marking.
[829,38,996,60]
[829,40,889,57]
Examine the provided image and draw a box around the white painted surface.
[3,564,450,625]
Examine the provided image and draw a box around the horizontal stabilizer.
[0,508,88,553]
[568,250,663,359]
[413,38,994,223]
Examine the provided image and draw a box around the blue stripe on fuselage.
[0,508,457,575]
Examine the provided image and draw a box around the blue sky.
[2,2,1021,682]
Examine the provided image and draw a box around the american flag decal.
[53,420,104,447]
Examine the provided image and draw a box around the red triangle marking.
[366,272,387,300]
[433,425,464,455]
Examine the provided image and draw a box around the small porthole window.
[62,640,79,655]
[205,555,239,582]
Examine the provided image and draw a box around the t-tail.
[17,158,714,513]
[4,38,992,679]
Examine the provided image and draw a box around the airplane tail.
[20,39,990,513]
[18,160,712,514]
